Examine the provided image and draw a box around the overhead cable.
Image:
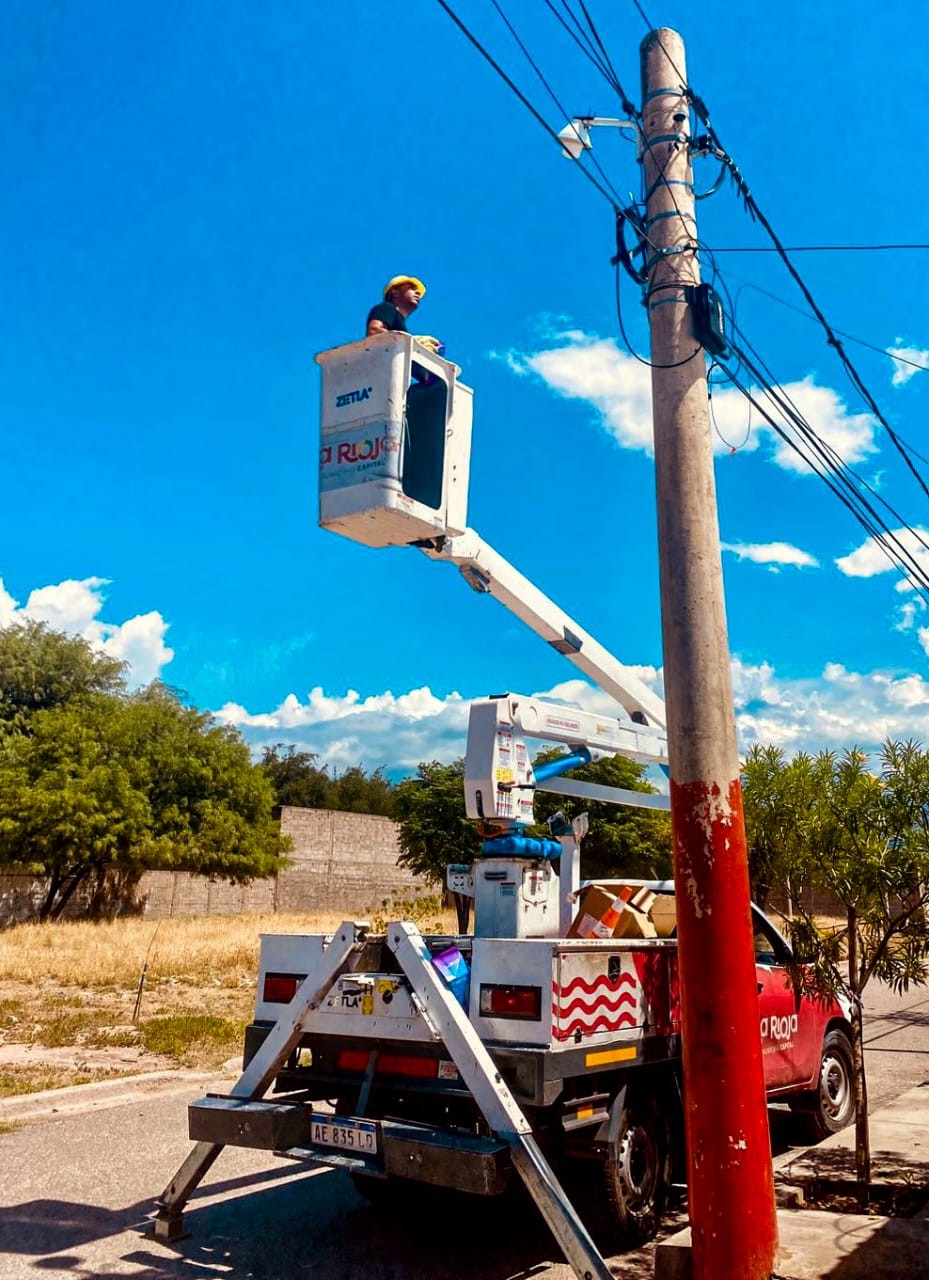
[489,0,628,209]
[433,0,621,209]
[626,1,929,512]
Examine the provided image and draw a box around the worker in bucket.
[366,275,442,355]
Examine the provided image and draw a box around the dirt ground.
[0,975,252,1095]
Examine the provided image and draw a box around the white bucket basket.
[315,332,473,548]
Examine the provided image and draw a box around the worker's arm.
[367,317,389,336]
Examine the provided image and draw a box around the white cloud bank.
[216,658,929,775]
[0,575,173,687]
[503,330,877,475]
[887,342,929,388]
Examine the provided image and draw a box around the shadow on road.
[0,1165,686,1279]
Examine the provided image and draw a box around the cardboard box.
[567,883,657,940]
[567,884,630,939]
[612,902,657,939]
[648,894,677,937]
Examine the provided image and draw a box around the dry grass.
[0,901,458,1097]
[0,903,457,990]
[0,911,352,989]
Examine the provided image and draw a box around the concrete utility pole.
[640,28,778,1280]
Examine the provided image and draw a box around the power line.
[724,273,929,377]
[625,2,929,514]
[433,0,621,210]
[488,0,628,210]
[572,0,638,117]
[541,0,634,110]
[712,244,929,253]
[722,329,929,603]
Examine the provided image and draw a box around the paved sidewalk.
[656,1082,929,1279]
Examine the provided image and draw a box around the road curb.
[0,1069,229,1124]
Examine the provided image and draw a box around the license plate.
[310,1113,378,1154]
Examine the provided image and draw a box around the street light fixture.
[557,116,642,160]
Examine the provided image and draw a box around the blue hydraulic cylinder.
[480,835,564,860]
[531,749,592,784]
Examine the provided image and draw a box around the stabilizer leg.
[387,922,612,1280]
[151,922,366,1241]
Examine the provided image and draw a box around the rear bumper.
[189,1094,510,1195]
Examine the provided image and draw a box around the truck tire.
[602,1088,671,1248]
[793,1027,855,1141]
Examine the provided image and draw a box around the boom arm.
[464,694,669,828]
[420,529,667,732]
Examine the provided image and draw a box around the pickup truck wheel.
[796,1028,855,1141]
[602,1091,670,1248]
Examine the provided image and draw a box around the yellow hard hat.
[383,274,426,301]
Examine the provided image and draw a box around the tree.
[329,764,395,816]
[260,745,396,816]
[741,740,929,1199]
[741,744,817,909]
[394,760,482,930]
[0,684,289,920]
[0,620,125,729]
[260,745,335,809]
[531,750,672,881]
[394,753,672,932]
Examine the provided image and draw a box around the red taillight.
[336,1049,439,1079]
[479,983,542,1021]
[263,972,305,1003]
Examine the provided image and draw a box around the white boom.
[420,530,666,731]
[464,692,669,828]
[315,333,667,736]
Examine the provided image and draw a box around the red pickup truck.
[193,882,853,1251]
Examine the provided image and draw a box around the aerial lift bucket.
[316,331,473,548]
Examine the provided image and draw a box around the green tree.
[260,746,396,816]
[741,740,929,1198]
[531,749,672,881]
[0,620,125,729]
[330,764,395,816]
[741,744,817,909]
[0,684,289,920]
[394,759,481,930]
[260,745,335,809]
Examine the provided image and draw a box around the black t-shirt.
[366,301,407,333]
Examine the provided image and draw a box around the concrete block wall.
[0,807,429,926]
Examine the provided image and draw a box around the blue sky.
[3,1,929,775]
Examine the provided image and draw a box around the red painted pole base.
[671,775,778,1280]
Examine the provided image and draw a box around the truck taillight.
[263,973,305,1003]
[479,983,542,1021]
[336,1049,439,1078]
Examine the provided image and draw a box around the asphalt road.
[0,981,926,1280]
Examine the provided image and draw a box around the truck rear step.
[189,1094,510,1195]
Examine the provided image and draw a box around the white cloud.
[721,541,818,570]
[505,334,655,451]
[0,575,174,688]
[733,657,929,752]
[214,686,471,773]
[100,611,174,686]
[895,599,925,632]
[887,342,929,388]
[215,654,929,776]
[0,579,17,627]
[505,330,877,474]
[834,527,929,593]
